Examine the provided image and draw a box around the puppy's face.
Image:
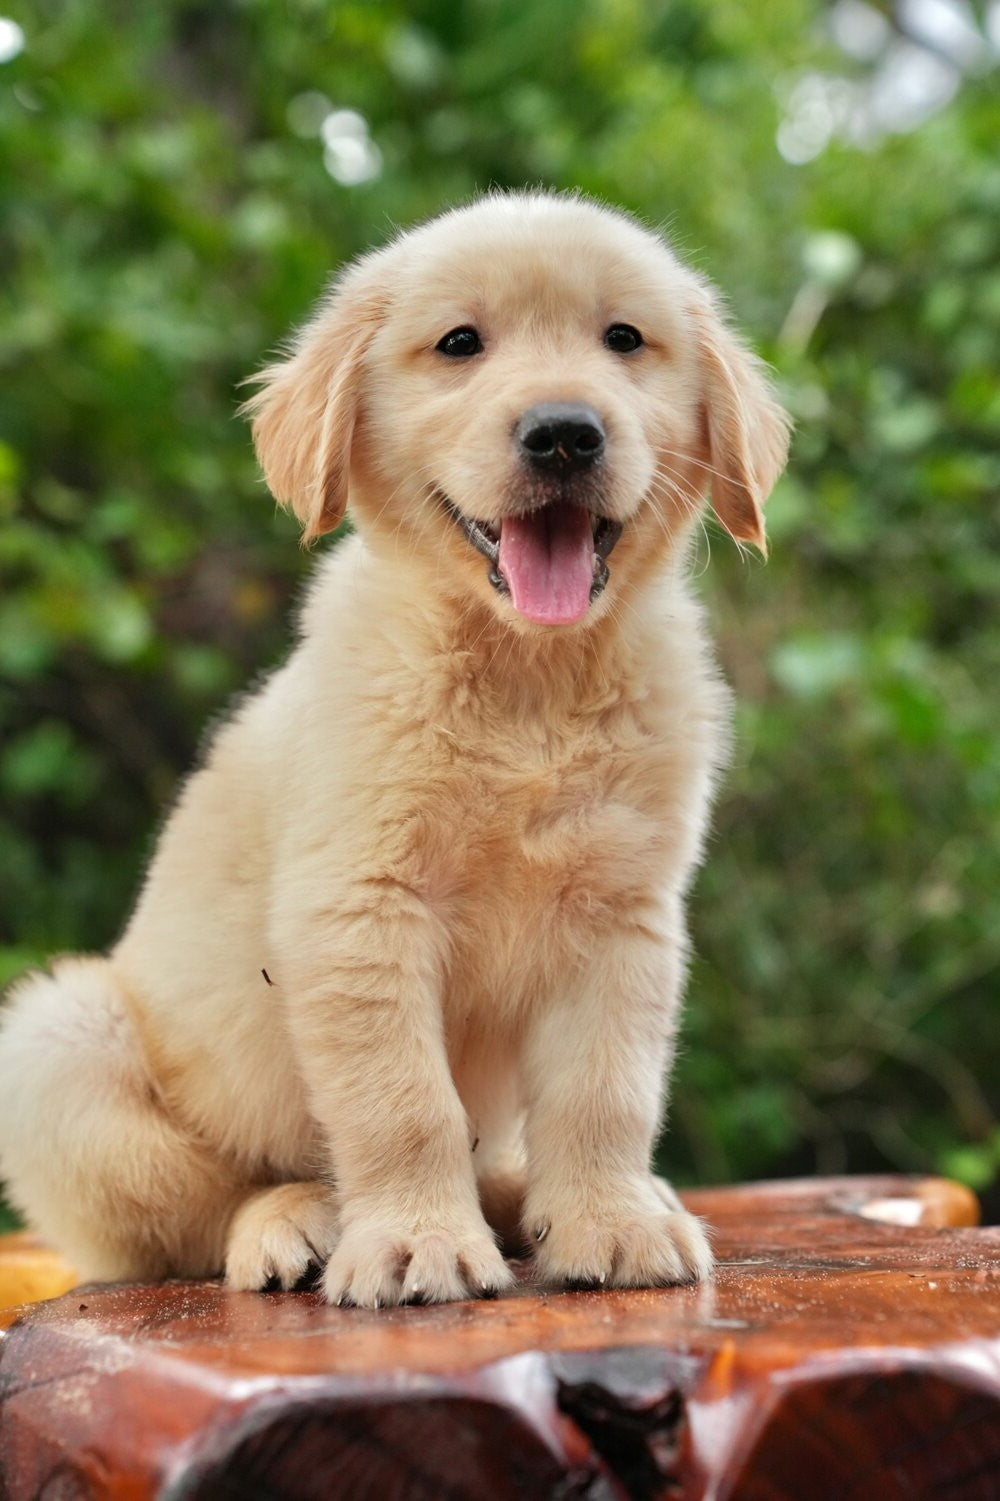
[248,195,789,630]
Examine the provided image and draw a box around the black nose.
[516,402,605,473]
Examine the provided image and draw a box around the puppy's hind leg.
[224,1181,341,1291]
[0,956,243,1283]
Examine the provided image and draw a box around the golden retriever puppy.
[0,192,788,1306]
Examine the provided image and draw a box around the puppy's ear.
[693,294,790,557]
[243,262,387,543]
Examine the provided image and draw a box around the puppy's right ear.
[242,261,387,543]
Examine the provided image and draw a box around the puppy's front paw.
[530,1191,712,1290]
[323,1214,515,1308]
[225,1181,340,1291]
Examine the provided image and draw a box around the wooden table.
[1,1175,997,1499]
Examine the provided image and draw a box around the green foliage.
[1,0,997,1220]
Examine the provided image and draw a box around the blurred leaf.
[769,631,864,699]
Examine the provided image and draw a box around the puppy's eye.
[604,324,644,354]
[436,326,483,358]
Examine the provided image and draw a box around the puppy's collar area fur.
[441,495,623,620]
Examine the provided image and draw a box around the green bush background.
[2,0,998,1231]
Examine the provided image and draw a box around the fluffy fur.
[0,193,789,1305]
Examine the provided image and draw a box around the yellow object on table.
[0,1232,78,1319]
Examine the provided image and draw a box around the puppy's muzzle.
[516,403,606,474]
[441,400,623,621]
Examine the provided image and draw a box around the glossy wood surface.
[0,1176,997,1499]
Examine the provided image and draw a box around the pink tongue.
[498,503,595,625]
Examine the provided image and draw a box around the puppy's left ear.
[693,294,791,557]
[242,260,387,543]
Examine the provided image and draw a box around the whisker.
[656,443,752,494]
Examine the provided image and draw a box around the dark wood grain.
[0,1176,997,1499]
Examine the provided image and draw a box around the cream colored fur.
[0,193,789,1306]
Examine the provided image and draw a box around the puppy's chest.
[414,714,674,935]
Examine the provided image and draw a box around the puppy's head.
[246,193,790,629]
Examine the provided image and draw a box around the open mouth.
[443,500,623,626]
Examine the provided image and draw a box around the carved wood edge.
[680,1170,982,1230]
[1,1175,997,1499]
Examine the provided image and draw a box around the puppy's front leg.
[283,883,512,1307]
[522,909,712,1289]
